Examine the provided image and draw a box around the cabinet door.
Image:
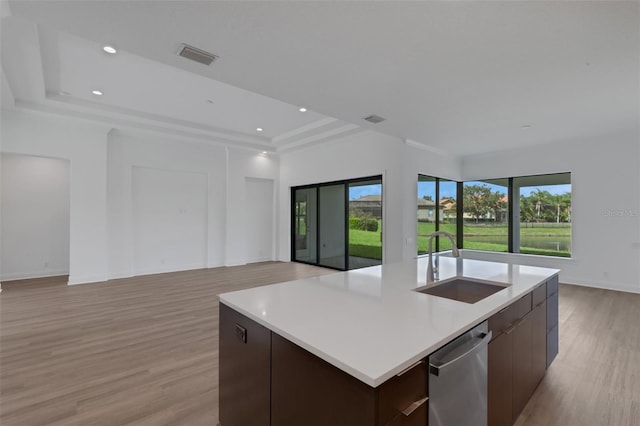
[546,289,559,367]
[512,312,533,422]
[219,303,271,426]
[271,333,376,426]
[531,300,547,391]
[547,324,559,368]
[488,331,513,426]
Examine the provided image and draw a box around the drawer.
[383,403,427,426]
[546,275,559,297]
[489,292,532,337]
[532,283,547,307]
[378,360,428,425]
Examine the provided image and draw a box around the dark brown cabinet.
[220,304,428,426]
[220,275,559,426]
[487,276,559,426]
[511,310,533,421]
[488,330,513,426]
[488,292,533,426]
[531,298,547,391]
[546,275,559,368]
[219,304,271,426]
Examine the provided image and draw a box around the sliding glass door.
[293,188,317,263]
[319,185,346,269]
[292,176,382,270]
[348,179,382,268]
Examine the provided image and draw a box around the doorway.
[1,154,70,281]
[245,178,275,263]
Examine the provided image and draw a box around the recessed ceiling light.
[299,107,307,112]
[103,45,117,54]
[91,90,103,96]
[256,127,263,132]
[262,151,268,155]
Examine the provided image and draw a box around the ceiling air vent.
[178,44,218,66]
[363,114,386,124]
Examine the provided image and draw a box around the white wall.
[461,129,640,293]
[106,131,280,276]
[1,109,110,284]
[1,154,70,280]
[106,130,227,278]
[278,130,462,264]
[0,109,280,285]
[244,177,275,263]
[226,150,279,266]
[4,107,637,294]
[132,166,208,274]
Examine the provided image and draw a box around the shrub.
[349,216,379,232]
[349,216,363,230]
[362,218,378,232]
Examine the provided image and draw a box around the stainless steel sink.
[416,277,507,304]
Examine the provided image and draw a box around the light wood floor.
[515,284,640,426]
[0,262,334,426]
[1,264,639,426]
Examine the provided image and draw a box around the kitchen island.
[218,256,559,426]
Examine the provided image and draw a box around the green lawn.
[347,221,570,260]
[349,227,383,260]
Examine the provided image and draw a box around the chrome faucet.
[427,231,460,284]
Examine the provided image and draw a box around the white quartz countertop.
[219,256,559,387]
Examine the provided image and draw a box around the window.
[417,175,458,254]
[513,173,571,257]
[417,172,571,259]
[462,179,509,253]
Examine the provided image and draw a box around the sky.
[349,184,382,200]
[417,181,571,199]
[349,181,571,201]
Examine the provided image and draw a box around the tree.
[462,184,505,222]
[422,195,433,201]
[519,190,571,223]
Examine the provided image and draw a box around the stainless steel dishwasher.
[428,321,492,426]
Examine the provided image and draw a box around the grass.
[349,244,382,260]
[343,220,571,260]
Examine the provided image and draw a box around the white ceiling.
[2,1,639,156]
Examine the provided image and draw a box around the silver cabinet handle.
[401,396,429,417]
[429,331,492,376]
[396,360,425,377]
[498,305,510,314]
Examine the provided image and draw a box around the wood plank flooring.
[1,264,639,425]
[515,284,640,426]
[0,262,333,426]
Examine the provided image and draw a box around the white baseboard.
[560,277,640,294]
[67,274,108,285]
[1,269,69,282]
[132,263,207,277]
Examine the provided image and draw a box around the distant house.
[439,198,457,220]
[417,198,444,222]
[349,195,382,219]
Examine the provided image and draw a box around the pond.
[466,235,571,252]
